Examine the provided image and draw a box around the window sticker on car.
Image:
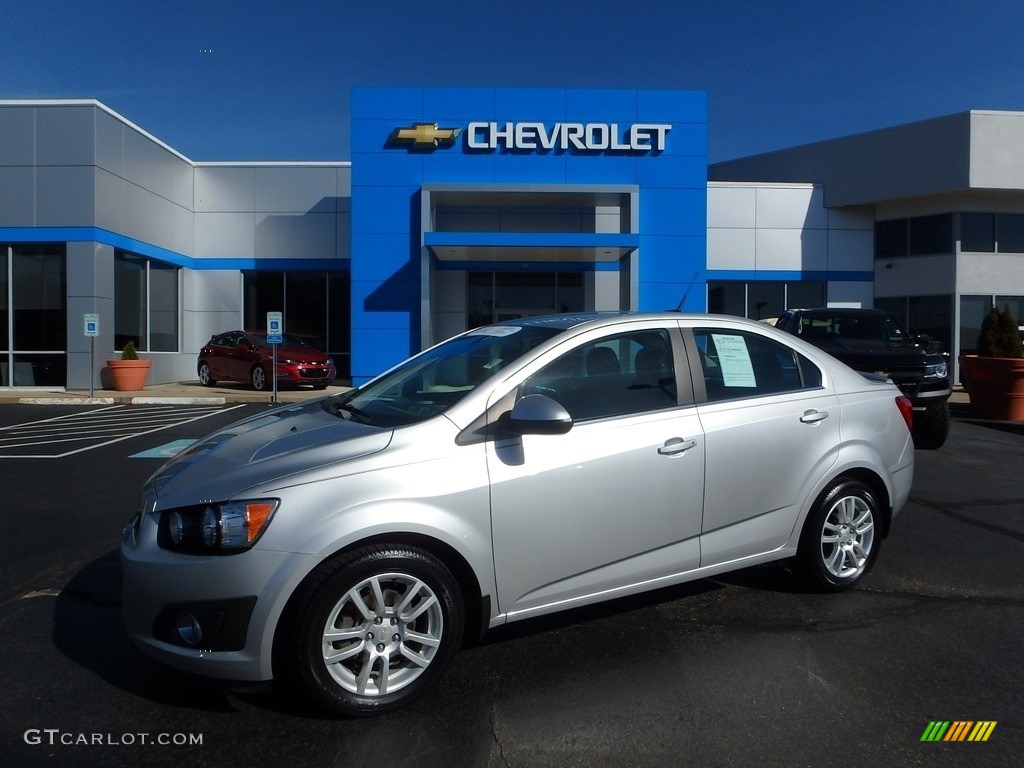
[711,334,756,387]
[467,326,521,337]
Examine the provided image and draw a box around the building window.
[876,214,953,258]
[242,270,350,378]
[997,214,1024,253]
[1,244,67,387]
[114,251,179,352]
[960,213,995,253]
[707,280,825,321]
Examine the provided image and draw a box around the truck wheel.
[912,401,950,450]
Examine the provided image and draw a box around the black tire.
[277,545,464,717]
[796,479,881,593]
[912,400,950,450]
[250,365,268,391]
[197,362,216,387]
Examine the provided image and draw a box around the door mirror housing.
[508,394,573,435]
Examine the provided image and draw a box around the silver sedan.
[121,312,914,716]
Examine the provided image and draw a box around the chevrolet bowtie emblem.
[389,122,462,147]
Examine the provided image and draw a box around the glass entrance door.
[467,272,584,328]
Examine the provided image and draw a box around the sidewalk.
[0,381,353,405]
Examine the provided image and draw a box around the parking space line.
[0,404,246,458]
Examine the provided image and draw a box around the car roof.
[786,308,888,317]
[487,311,767,333]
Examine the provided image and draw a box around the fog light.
[175,611,203,646]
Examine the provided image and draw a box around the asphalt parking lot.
[0,398,1021,768]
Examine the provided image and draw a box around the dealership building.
[2,87,1023,389]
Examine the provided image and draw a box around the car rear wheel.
[197,362,216,387]
[250,365,268,391]
[278,545,464,717]
[796,478,880,592]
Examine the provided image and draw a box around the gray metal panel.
[195,212,256,258]
[95,108,125,176]
[94,168,125,233]
[195,166,255,212]
[0,106,35,165]
[36,166,95,225]
[0,166,35,225]
[254,166,340,212]
[123,127,193,207]
[36,105,96,166]
[123,186,192,256]
[255,211,336,259]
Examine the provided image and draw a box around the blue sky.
[3,0,1023,163]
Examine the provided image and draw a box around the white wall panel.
[707,228,755,270]
[756,186,827,229]
[254,167,340,213]
[707,184,755,228]
[755,228,827,271]
[194,212,255,259]
[195,167,256,212]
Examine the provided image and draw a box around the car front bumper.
[121,513,319,682]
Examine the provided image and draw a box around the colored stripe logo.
[921,721,997,742]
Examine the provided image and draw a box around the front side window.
[695,329,821,402]
[521,329,678,421]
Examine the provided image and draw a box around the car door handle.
[800,409,829,424]
[658,437,698,455]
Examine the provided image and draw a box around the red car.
[197,330,336,391]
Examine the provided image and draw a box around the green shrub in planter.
[121,341,140,360]
[977,306,1023,358]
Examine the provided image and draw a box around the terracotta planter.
[107,359,152,391]
[959,355,1024,421]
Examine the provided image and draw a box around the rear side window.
[694,329,822,402]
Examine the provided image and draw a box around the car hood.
[814,339,943,368]
[147,400,392,505]
[258,344,329,361]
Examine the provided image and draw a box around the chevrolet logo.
[389,122,462,148]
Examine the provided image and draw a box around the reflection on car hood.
[148,400,391,504]
[816,339,943,368]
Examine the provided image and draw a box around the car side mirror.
[508,394,572,435]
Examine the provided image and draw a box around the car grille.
[299,368,330,379]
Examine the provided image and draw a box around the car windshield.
[799,313,910,346]
[323,324,562,427]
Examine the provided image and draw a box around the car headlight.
[158,499,279,553]
[923,362,947,379]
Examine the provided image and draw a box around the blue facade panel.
[351,86,707,383]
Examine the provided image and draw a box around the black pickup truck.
[775,308,951,449]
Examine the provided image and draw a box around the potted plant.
[959,305,1024,420]
[107,340,152,391]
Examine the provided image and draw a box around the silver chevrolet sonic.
[121,312,915,716]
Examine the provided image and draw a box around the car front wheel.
[198,362,216,387]
[250,365,268,391]
[796,478,880,592]
[278,545,464,717]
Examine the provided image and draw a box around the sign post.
[267,312,283,404]
[84,314,100,398]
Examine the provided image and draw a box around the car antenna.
[672,271,700,312]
